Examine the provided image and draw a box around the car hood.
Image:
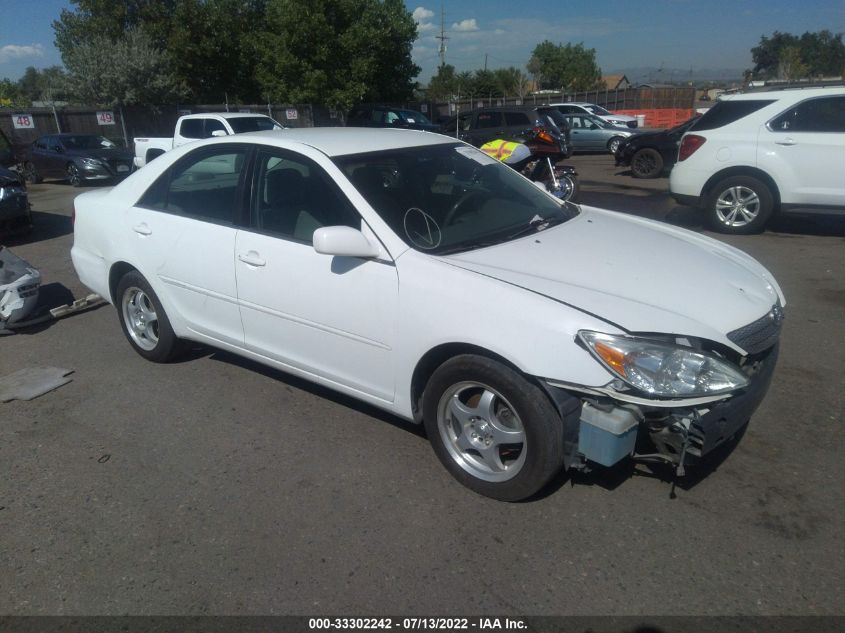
[0,166,22,186]
[440,206,784,353]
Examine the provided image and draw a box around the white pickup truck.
[133,112,285,168]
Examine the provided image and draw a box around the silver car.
[562,114,634,154]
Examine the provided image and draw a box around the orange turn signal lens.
[593,341,627,376]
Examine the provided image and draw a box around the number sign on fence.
[12,114,35,129]
[96,111,115,125]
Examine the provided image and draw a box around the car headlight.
[80,158,102,168]
[578,331,749,397]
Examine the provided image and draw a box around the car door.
[761,95,845,207]
[466,111,505,147]
[567,115,598,150]
[126,144,249,346]
[30,137,51,176]
[234,147,398,402]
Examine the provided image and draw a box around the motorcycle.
[480,128,580,203]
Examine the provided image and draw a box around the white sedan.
[71,128,784,501]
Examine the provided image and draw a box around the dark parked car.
[346,105,440,131]
[439,105,571,156]
[615,115,701,178]
[0,166,31,236]
[21,134,134,187]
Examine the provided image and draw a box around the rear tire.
[21,162,42,184]
[630,148,664,178]
[422,354,564,501]
[115,271,182,362]
[706,176,774,234]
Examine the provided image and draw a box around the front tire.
[706,176,774,234]
[116,271,182,362]
[67,163,83,187]
[630,148,664,178]
[422,355,565,501]
[607,136,623,154]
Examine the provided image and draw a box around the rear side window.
[476,112,503,128]
[138,147,247,224]
[769,96,845,133]
[179,119,204,139]
[691,100,775,131]
[504,112,531,127]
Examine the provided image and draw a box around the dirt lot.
[1,156,844,616]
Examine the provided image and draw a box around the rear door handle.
[132,223,151,236]
[238,252,266,267]
[775,138,796,146]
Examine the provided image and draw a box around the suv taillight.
[678,134,706,161]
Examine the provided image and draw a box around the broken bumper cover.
[546,342,779,469]
[0,247,41,326]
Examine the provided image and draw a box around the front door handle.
[775,138,796,146]
[132,223,152,236]
[238,252,266,267]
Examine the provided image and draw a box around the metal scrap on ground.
[0,367,74,403]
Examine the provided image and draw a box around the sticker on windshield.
[455,146,498,166]
[403,208,442,250]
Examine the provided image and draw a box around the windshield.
[585,105,611,116]
[227,116,283,133]
[334,143,577,255]
[398,110,431,125]
[62,135,117,150]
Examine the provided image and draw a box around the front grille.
[727,303,783,354]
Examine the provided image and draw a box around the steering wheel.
[443,191,489,226]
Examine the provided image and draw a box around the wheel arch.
[409,342,527,424]
[701,166,781,207]
[108,261,138,304]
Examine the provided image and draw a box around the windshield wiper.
[506,214,565,240]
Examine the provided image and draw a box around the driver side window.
[252,150,360,243]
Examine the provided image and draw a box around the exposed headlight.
[578,331,749,397]
[80,158,102,168]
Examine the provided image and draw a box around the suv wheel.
[630,148,663,178]
[706,176,774,234]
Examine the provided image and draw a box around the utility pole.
[436,4,449,67]
[484,53,488,71]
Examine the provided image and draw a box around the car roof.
[237,127,457,157]
[721,86,845,101]
[181,112,272,120]
[548,102,594,107]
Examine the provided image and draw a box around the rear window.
[504,111,531,127]
[691,100,775,131]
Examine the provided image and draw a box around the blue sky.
[1,0,844,82]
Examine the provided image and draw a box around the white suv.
[670,86,845,234]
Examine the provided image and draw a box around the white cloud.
[417,22,436,33]
[451,19,479,32]
[0,44,45,64]
[412,7,434,22]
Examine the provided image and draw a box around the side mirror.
[211,130,228,137]
[313,226,380,258]
[53,145,64,153]
[589,124,599,130]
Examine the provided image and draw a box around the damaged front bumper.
[0,247,41,326]
[544,342,780,471]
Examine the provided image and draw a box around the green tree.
[527,40,602,92]
[64,30,184,107]
[751,30,845,79]
[0,78,25,107]
[16,66,70,103]
[778,46,809,81]
[254,0,419,112]
[472,69,501,98]
[427,64,458,101]
[493,67,529,98]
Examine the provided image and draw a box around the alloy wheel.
[715,185,760,227]
[437,381,527,482]
[121,286,160,351]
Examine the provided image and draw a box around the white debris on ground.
[0,246,41,327]
[0,367,74,403]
